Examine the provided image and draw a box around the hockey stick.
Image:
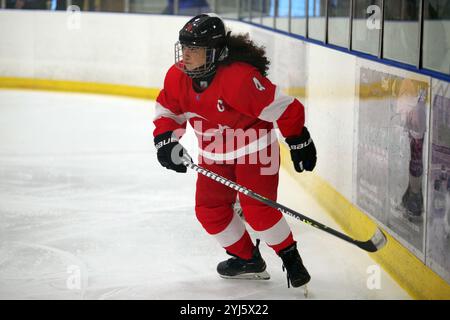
[181,156,387,253]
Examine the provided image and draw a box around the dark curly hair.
[218,33,270,77]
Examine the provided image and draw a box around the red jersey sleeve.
[222,63,305,138]
[153,65,187,138]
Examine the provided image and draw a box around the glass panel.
[275,0,290,32]
[352,0,381,55]
[240,0,251,21]
[383,0,421,65]
[158,0,213,15]
[178,0,212,15]
[423,0,450,74]
[96,0,126,12]
[291,0,307,36]
[308,0,326,41]
[328,0,350,47]
[50,0,113,12]
[3,0,121,13]
[251,0,263,24]
[78,0,100,11]
[5,0,48,9]
[261,0,275,27]
[217,0,239,19]
[130,0,171,14]
[4,0,85,10]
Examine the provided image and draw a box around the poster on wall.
[356,62,429,256]
[427,79,450,283]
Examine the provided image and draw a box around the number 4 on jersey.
[253,77,266,91]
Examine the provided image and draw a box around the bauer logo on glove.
[154,131,192,173]
[285,127,317,173]
[289,138,313,150]
[155,136,179,150]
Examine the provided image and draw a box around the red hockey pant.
[195,154,295,260]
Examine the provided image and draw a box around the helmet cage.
[175,41,223,78]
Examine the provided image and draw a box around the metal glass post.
[274,0,277,29]
[325,0,329,44]
[306,0,309,38]
[124,0,129,13]
[348,0,354,50]
[1,0,5,9]
[378,0,385,59]
[288,0,292,33]
[417,0,424,69]
[66,0,72,9]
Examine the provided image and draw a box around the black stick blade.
[356,228,387,252]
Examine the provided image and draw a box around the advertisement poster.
[427,79,450,283]
[356,64,429,255]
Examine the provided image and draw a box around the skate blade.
[219,270,270,280]
[291,281,309,298]
[402,211,423,223]
[290,284,309,298]
[302,284,308,298]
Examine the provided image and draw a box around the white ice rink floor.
[0,89,410,300]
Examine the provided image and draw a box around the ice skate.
[217,239,270,280]
[278,242,311,297]
[401,186,423,222]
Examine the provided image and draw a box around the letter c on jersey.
[217,99,225,112]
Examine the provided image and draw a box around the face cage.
[174,41,217,78]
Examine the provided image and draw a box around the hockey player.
[395,78,427,221]
[153,14,317,288]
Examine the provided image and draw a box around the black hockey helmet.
[179,13,227,48]
[175,13,229,78]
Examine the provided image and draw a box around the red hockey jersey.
[153,62,305,162]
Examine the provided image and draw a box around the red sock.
[224,230,254,260]
[269,232,295,254]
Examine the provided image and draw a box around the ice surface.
[0,90,410,299]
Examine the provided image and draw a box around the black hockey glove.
[154,131,191,173]
[285,127,317,173]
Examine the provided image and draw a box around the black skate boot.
[217,239,270,280]
[278,243,311,288]
[401,186,423,220]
